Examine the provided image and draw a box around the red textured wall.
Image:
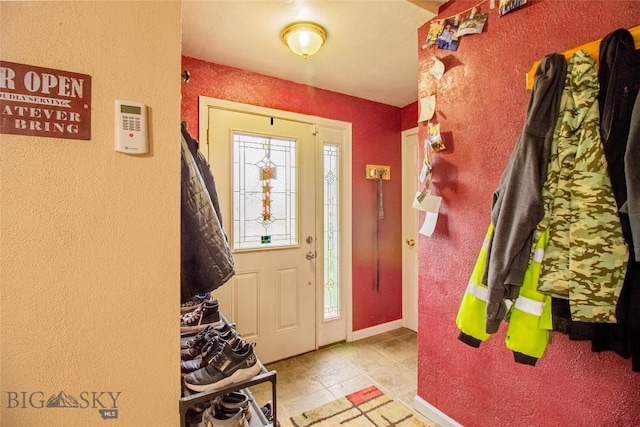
[416,1,640,426]
[181,58,403,331]
[401,101,419,131]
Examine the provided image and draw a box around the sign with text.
[0,61,91,140]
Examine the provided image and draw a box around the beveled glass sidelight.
[323,143,340,320]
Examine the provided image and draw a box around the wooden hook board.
[525,25,640,91]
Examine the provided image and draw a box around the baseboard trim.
[413,395,462,427]
[349,319,404,342]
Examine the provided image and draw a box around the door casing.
[198,96,354,348]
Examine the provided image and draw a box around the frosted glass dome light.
[281,22,327,59]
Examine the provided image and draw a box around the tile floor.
[248,328,438,426]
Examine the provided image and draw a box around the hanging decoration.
[257,139,277,244]
[424,21,444,47]
[421,0,528,52]
[412,133,443,237]
[419,146,431,184]
[416,0,532,236]
[413,65,447,237]
[498,0,527,16]
[412,184,443,237]
[428,122,446,152]
[436,18,460,51]
[422,0,489,51]
[455,10,488,38]
[414,123,444,237]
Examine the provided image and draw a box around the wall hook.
[365,164,391,180]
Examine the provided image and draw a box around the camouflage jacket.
[537,50,628,322]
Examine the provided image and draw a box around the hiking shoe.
[201,405,247,427]
[183,341,261,392]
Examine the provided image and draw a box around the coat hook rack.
[182,70,191,83]
[525,24,640,90]
[365,164,391,180]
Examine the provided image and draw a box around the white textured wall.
[0,2,181,425]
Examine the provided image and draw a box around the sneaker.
[260,401,272,422]
[184,341,261,392]
[181,384,213,415]
[181,300,220,334]
[181,334,243,375]
[181,299,219,326]
[181,325,239,361]
[184,407,204,427]
[201,405,247,427]
[181,323,236,350]
[217,391,251,421]
[181,355,210,376]
[181,325,216,359]
[181,293,211,313]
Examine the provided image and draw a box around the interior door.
[401,127,419,332]
[206,106,317,364]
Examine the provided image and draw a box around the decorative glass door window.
[232,132,297,250]
[323,144,340,320]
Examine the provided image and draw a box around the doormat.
[289,385,431,426]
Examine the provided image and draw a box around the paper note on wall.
[412,193,442,237]
[419,212,439,236]
[417,95,436,123]
[429,57,445,80]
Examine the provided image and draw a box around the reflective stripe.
[533,248,544,263]
[514,295,544,316]
[465,282,544,316]
[482,236,491,250]
[466,282,488,302]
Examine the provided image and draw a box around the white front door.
[206,107,317,364]
[401,128,419,332]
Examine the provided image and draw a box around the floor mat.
[289,385,429,426]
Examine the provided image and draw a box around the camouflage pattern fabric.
[537,50,628,322]
[535,64,570,299]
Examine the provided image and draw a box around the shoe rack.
[179,314,278,427]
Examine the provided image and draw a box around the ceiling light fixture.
[281,22,327,59]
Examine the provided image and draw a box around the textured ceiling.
[182,0,448,107]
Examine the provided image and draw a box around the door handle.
[306,251,316,260]
[406,239,415,247]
